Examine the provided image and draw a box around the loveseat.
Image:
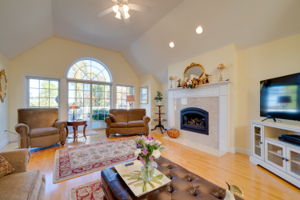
[0,149,45,200]
[105,109,150,137]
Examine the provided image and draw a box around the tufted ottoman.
[101,157,243,200]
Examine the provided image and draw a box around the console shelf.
[250,121,300,188]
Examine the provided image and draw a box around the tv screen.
[260,73,300,121]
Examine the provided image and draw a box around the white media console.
[250,120,300,188]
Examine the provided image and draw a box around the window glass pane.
[29,79,39,88]
[40,80,49,89]
[116,85,134,109]
[67,59,112,82]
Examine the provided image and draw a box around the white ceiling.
[1,0,300,83]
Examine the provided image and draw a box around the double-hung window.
[116,85,135,109]
[27,77,59,108]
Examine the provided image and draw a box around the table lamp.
[126,95,135,108]
[69,103,79,120]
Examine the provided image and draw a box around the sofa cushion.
[0,170,45,200]
[111,122,128,128]
[128,109,146,121]
[30,127,59,138]
[109,109,128,122]
[127,120,144,127]
[0,155,15,178]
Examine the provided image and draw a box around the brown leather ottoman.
[101,157,243,200]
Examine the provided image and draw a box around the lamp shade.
[69,103,79,109]
[126,95,135,102]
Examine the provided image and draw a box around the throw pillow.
[0,155,15,178]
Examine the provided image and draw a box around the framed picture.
[140,87,148,104]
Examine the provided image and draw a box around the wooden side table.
[66,121,87,142]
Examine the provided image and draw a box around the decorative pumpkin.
[167,129,180,138]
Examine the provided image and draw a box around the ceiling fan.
[98,0,145,20]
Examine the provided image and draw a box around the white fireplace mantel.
[167,81,230,156]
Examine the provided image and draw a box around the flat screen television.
[260,73,300,121]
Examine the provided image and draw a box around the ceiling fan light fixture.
[112,5,119,13]
[122,4,130,13]
[115,11,122,19]
[124,12,130,19]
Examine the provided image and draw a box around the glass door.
[68,81,111,129]
[286,147,300,179]
[252,124,264,160]
[91,84,111,129]
[265,139,286,171]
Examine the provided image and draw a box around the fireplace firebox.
[180,107,209,135]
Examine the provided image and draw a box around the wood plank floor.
[27,130,300,200]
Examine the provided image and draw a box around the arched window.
[67,59,112,82]
[67,58,112,129]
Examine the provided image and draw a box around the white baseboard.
[0,133,9,149]
[235,147,251,155]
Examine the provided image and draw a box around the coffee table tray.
[115,160,171,197]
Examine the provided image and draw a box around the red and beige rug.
[70,180,104,200]
[53,139,136,183]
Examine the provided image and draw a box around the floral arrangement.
[135,136,164,167]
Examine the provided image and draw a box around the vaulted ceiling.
[1,0,300,82]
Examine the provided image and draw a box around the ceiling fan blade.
[129,3,146,12]
[98,7,113,18]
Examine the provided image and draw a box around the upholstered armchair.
[15,108,67,148]
[105,109,150,138]
[0,149,45,200]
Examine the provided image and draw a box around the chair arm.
[143,116,151,124]
[54,120,67,129]
[15,123,30,136]
[108,114,116,122]
[0,149,30,173]
[105,117,112,128]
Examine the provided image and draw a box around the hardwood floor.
[27,130,300,200]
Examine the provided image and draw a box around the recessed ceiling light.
[196,26,203,34]
[169,41,175,48]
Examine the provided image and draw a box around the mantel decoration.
[134,136,164,183]
[180,63,211,89]
[0,69,8,103]
[217,64,226,82]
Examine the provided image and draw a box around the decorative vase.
[141,162,155,182]
[224,189,235,200]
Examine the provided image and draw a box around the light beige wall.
[167,34,300,154]
[7,37,140,130]
[0,53,9,147]
[139,75,163,127]
[236,34,300,152]
[168,44,238,152]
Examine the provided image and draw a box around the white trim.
[168,82,231,156]
[26,76,61,109]
[66,57,113,83]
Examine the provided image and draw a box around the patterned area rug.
[70,180,104,200]
[53,139,136,183]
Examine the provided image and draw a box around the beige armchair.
[0,149,45,200]
[105,109,150,138]
[15,108,67,148]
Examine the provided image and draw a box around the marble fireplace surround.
[168,82,230,156]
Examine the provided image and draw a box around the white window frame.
[115,84,135,109]
[26,76,60,108]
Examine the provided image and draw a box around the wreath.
[0,69,7,103]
